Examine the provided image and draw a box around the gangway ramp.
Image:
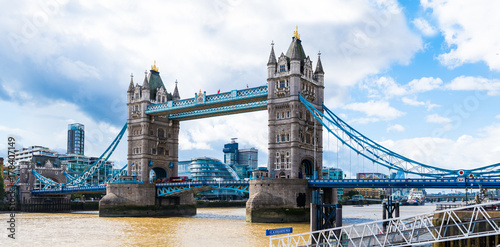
[270,201,500,247]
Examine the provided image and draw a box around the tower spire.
[314,51,324,74]
[142,70,150,89]
[128,73,134,92]
[267,40,277,65]
[172,80,180,100]
[293,25,300,40]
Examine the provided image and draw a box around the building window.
[276,152,280,157]
[276,112,279,119]
[158,128,165,138]
[287,111,290,118]
[158,147,164,155]
[281,155,285,163]
[152,148,156,155]
[276,135,280,142]
[282,112,285,118]
[286,134,290,142]
[281,134,285,142]
[279,81,285,88]
[280,65,285,72]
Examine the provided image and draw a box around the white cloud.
[380,121,500,171]
[496,115,500,120]
[401,97,424,106]
[361,76,407,99]
[426,114,451,124]
[412,18,437,36]
[408,77,443,93]
[401,97,440,111]
[422,0,500,70]
[0,99,127,167]
[445,76,500,95]
[343,100,405,120]
[387,124,405,132]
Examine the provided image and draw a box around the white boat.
[405,188,425,205]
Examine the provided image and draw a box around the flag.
[217,89,220,94]
[247,84,249,88]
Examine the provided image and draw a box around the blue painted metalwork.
[167,100,267,120]
[32,185,107,195]
[100,164,128,185]
[299,93,500,178]
[156,181,249,197]
[308,178,500,189]
[32,123,127,188]
[145,85,268,119]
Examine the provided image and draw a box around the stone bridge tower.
[126,63,181,183]
[267,28,325,179]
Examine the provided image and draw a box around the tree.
[348,190,359,199]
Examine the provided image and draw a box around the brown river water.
[1,205,437,247]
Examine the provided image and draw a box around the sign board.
[266,227,293,236]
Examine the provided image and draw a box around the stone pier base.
[99,183,196,217]
[246,179,310,223]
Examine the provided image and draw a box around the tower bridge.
[24,28,500,226]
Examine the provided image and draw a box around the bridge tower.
[267,27,324,179]
[100,63,195,217]
[247,28,328,223]
[126,63,180,183]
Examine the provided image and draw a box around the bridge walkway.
[270,201,500,247]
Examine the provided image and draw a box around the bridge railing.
[270,201,500,247]
[308,178,500,188]
[146,85,268,114]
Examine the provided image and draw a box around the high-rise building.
[222,139,258,179]
[67,123,85,155]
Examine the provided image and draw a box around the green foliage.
[348,190,359,199]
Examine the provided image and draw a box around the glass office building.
[222,139,258,179]
[189,157,242,200]
[67,123,85,155]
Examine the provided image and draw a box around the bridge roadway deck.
[145,86,268,120]
[30,178,500,195]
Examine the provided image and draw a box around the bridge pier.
[246,179,310,223]
[99,182,196,217]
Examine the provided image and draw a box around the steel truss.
[156,181,249,197]
[298,93,500,178]
[32,123,127,188]
[270,201,500,247]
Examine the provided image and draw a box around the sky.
[1,0,499,179]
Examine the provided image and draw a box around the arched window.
[158,128,165,138]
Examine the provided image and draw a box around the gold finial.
[151,60,159,72]
[293,25,300,40]
[199,89,202,95]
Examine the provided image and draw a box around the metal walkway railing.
[270,201,500,247]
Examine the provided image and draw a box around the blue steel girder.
[167,100,267,121]
[156,181,249,197]
[308,178,500,189]
[31,185,107,195]
[145,86,268,119]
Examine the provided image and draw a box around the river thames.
[2,205,437,246]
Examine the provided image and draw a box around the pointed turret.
[128,73,134,92]
[314,52,324,75]
[172,80,180,101]
[286,26,306,61]
[267,42,277,65]
[142,70,150,89]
